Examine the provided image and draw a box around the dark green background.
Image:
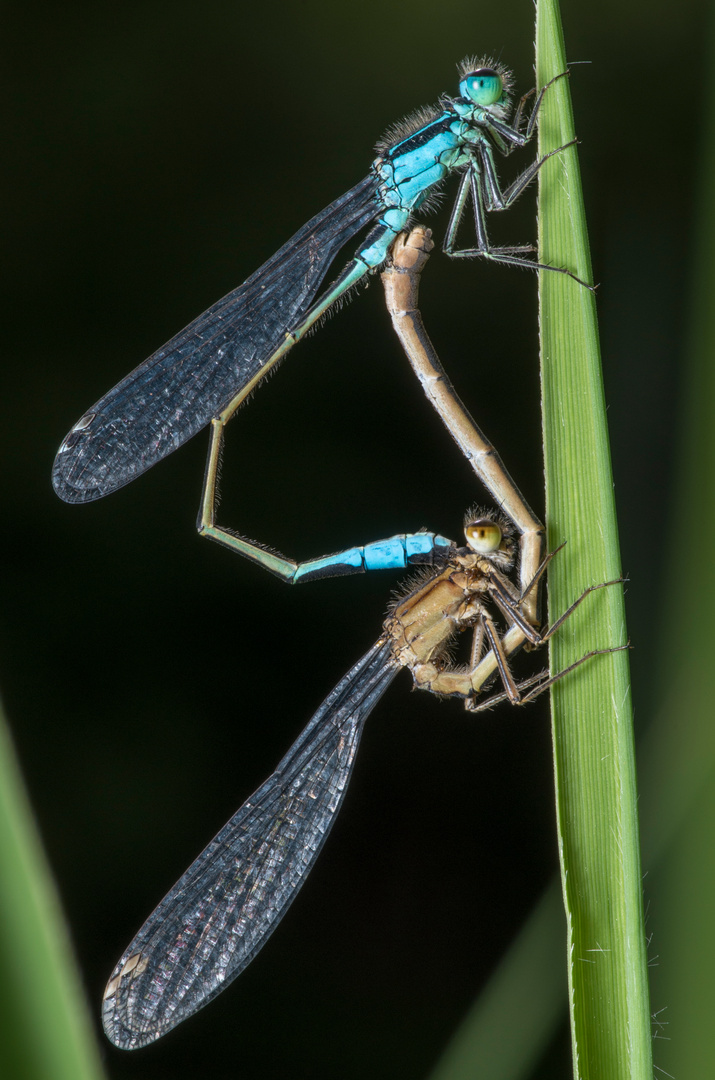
[1,1,702,1077]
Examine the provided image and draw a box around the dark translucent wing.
[53,175,380,503]
[102,639,397,1049]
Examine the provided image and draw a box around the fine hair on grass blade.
[536,2,652,1079]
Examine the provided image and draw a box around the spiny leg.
[414,620,529,705]
[467,643,630,713]
[195,73,582,576]
[444,146,592,287]
[528,579,627,646]
[409,565,624,711]
[510,70,571,145]
[490,69,571,152]
[464,577,627,711]
[444,68,585,285]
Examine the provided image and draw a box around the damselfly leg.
[101,510,624,1049]
[53,61,584,508]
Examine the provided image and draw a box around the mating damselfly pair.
[53,58,620,1049]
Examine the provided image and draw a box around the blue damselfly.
[53,62,576,618]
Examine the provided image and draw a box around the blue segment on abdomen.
[406,532,451,558]
[293,547,365,583]
[292,532,454,584]
[363,537,410,570]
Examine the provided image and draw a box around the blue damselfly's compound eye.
[465,518,502,553]
[460,68,503,106]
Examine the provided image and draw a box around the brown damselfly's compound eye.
[465,518,502,553]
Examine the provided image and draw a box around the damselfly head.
[458,57,513,110]
[465,517,502,553]
[464,511,516,565]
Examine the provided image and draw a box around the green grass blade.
[535,2,652,1077]
[0,696,106,1080]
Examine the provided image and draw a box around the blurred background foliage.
[1,0,711,1077]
